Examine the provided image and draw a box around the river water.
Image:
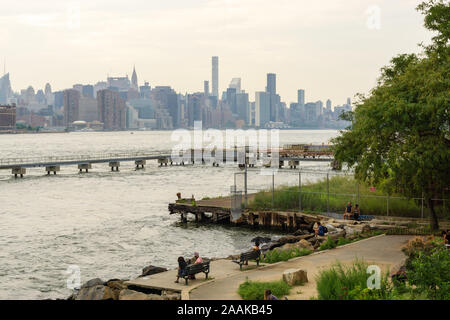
[0,129,339,299]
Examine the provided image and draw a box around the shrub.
[407,242,450,300]
[315,260,393,300]
[261,248,312,264]
[319,236,337,250]
[337,237,352,246]
[238,279,291,300]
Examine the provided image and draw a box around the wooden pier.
[168,196,320,230]
[0,145,336,178]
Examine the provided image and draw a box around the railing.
[0,151,172,166]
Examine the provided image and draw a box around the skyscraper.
[131,66,138,90]
[97,89,127,130]
[0,73,12,104]
[255,91,270,127]
[204,81,209,97]
[211,56,219,98]
[63,89,80,125]
[266,73,276,95]
[326,99,332,111]
[297,89,305,107]
[229,78,241,93]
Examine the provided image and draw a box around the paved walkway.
[189,235,412,300]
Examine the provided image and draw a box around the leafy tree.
[332,0,450,230]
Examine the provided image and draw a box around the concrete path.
[189,235,412,300]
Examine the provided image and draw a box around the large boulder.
[282,269,308,286]
[75,285,115,300]
[295,239,314,251]
[251,236,271,243]
[80,278,104,289]
[140,265,168,277]
[106,279,127,291]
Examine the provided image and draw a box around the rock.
[106,279,127,291]
[344,226,357,236]
[80,278,104,289]
[75,285,112,300]
[282,268,308,286]
[324,224,337,232]
[118,289,164,300]
[163,293,181,300]
[278,235,300,244]
[140,265,168,277]
[251,236,271,243]
[296,239,314,251]
[293,229,307,236]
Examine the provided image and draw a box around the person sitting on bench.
[189,252,203,279]
[244,241,260,265]
[344,202,353,220]
[353,204,361,221]
[175,256,187,283]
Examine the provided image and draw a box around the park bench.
[183,261,210,285]
[232,250,261,270]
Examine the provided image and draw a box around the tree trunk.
[427,198,439,231]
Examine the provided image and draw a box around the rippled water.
[0,130,338,299]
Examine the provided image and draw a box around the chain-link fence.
[232,168,449,221]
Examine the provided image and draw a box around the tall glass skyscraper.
[212,56,219,98]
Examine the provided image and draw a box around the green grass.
[248,176,449,219]
[319,236,337,250]
[238,279,291,300]
[261,248,312,264]
[315,260,393,300]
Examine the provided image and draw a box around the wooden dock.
[168,196,320,230]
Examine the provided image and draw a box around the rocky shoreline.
[66,216,434,300]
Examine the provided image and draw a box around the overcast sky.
[1,0,432,105]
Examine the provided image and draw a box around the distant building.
[255,91,270,127]
[82,85,94,98]
[236,92,249,124]
[131,66,138,91]
[212,56,219,98]
[63,89,81,126]
[79,97,98,122]
[226,88,237,114]
[0,104,16,130]
[266,73,276,95]
[204,81,209,97]
[229,78,241,94]
[97,89,126,130]
[0,73,12,104]
[107,76,130,92]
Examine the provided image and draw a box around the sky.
[0,0,433,105]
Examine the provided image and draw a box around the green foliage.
[261,248,312,264]
[316,261,394,300]
[238,279,291,300]
[337,237,352,246]
[406,240,450,299]
[248,176,449,219]
[331,0,450,230]
[319,236,337,251]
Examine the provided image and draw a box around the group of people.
[175,252,203,283]
[343,202,361,220]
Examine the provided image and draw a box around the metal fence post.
[327,172,330,214]
[387,195,389,216]
[421,192,424,219]
[272,171,275,209]
[298,171,302,212]
[356,182,359,205]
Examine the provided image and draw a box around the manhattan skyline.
[1,0,432,104]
